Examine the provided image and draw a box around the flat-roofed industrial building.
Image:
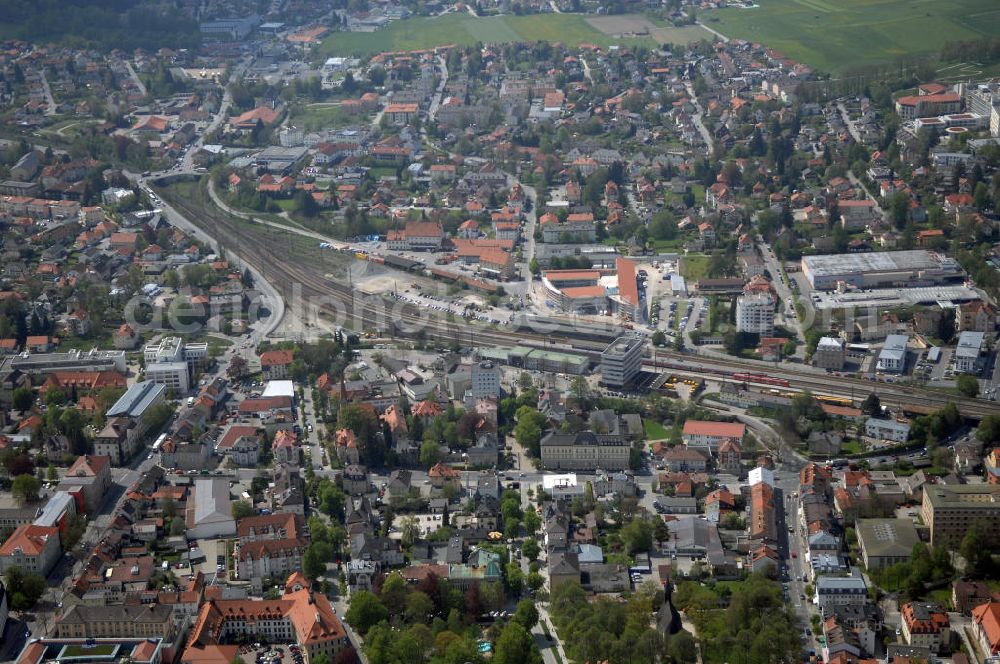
[801,250,964,290]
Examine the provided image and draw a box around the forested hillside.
[0,0,201,51]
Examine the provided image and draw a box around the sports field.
[703,0,1000,72]
[319,13,713,57]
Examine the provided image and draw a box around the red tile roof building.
[60,455,113,514]
[384,103,419,125]
[894,93,961,120]
[259,349,294,380]
[681,420,746,452]
[183,574,348,664]
[237,513,303,543]
[0,524,61,576]
[238,396,293,415]
[749,482,777,544]
[614,257,639,319]
[900,602,950,653]
[333,428,360,465]
[973,600,1000,657]
[412,400,443,420]
[272,429,299,464]
[42,370,126,393]
[232,107,280,129]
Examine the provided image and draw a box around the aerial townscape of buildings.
[1,0,1000,663]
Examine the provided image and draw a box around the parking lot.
[922,347,953,382]
[391,512,450,537]
[385,288,514,326]
[236,643,304,664]
[649,293,704,337]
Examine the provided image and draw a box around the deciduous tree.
[344,591,387,636]
[12,474,41,503]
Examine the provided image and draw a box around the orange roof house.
[273,429,298,450]
[412,400,442,419]
[232,107,280,129]
[66,454,111,478]
[110,231,138,248]
[18,414,42,434]
[236,513,303,541]
[901,601,950,640]
[973,601,1000,656]
[134,116,168,133]
[259,349,294,368]
[428,462,460,487]
[0,524,59,556]
[380,404,408,434]
[0,524,60,575]
[77,395,98,413]
[217,425,261,451]
[334,428,358,450]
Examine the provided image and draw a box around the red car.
[791,552,797,559]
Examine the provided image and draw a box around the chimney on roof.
[315,612,321,624]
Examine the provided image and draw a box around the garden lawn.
[644,419,670,440]
[680,254,711,281]
[288,103,355,133]
[62,645,118,657]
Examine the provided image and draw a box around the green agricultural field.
[703,0,1000,72]
[319,13,669,57]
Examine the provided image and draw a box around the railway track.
[159,183,996,420]
[160,184,567,349]
[647,353,995,418]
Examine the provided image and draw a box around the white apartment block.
[735,292,775,336]
[865,418,910,443]
[143,337,208,393]
[144,337,208,372]
[145,362,190,393]
[815,574,869,615]
[876,334,909,374]
[601,334,644,388]
[953,331,985,374]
